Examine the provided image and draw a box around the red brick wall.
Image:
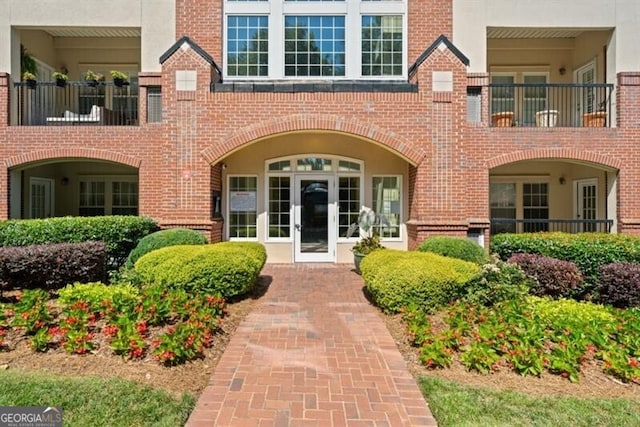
[3,0,640,248]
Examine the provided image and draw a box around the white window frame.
[78,175,137,216]
[227,175,259,241]
[371,174,402,241]
[490,176,550,233]
[224,0,407,80]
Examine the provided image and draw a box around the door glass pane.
[30,182,46,219]
[300,179,328,253]
[523,183,549,232]
[523,74,547,126]
[490,183,516,234]
[268,176,291,238]
[581,183,597,232]
[490,75,514,115]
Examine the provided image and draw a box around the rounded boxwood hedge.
[124,228,208,269]
[360,249,480,313]
[133,242,267,297]
[418,236,489,264]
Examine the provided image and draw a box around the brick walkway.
[186,264,437,426]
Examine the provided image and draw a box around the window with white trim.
[228,176,258,239]
[227,16,269,77]
[224,0,406,80]
[372,176,401,238]
[79,176,138,216]
[361,15,403,76]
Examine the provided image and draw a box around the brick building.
[1,0,639,263]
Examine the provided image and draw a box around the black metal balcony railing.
[488,83,614,128]
[14,81,139,126]
[491,218,614,235]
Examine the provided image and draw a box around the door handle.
[295,224,301,231]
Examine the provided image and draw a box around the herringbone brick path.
[186,264,437,426]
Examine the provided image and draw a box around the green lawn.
[420,375,640,427]
[0,370,195,427]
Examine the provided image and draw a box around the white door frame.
[575,59,597,124]
[293,174,336,262]
[29,177,55,219]
[574,178,598,232]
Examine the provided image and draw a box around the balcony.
[491,218,614,235]
[13,80,139,126]
[489,83,614,128]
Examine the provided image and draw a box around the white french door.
[575,60,596,124]
[29,177,54,218]
[575,179,598,232]
[294,175,336,262]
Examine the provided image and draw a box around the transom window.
[224,0,406,79]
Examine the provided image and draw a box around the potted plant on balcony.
[52,71,68,88]
[582,100,608,127]
[346,207,388,273]
[110,70,129,87]
[22,71,37,89]
[84,70,104,87]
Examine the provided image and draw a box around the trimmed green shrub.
[0,242,106,291]
[597,262,640,308]
[460,258,530,306]
[124,228,207,269]
[360,249,480,313]
[418,236,489,264]
[0,216,158,271]
[134,242,266,297]
[491,232,640,283]
[508,253,584,299]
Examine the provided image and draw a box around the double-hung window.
[224,0,406,79]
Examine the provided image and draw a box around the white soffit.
[487,27,609,39]
[19,27,141,38]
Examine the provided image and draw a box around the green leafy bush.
[460,258,530,306]
[597,263,640,308]
[508,253,584,299]
[0,216,158,271]
[134,242,267,297]
[491,232,640,284]
[57,282,139,312]
[418,236,489,264]
[360,249,480,313]
[404,297,639,383]
[124,228,207,269]
[0,242,106,291]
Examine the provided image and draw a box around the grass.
[419,375,640,427]
[0,370,195,427]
